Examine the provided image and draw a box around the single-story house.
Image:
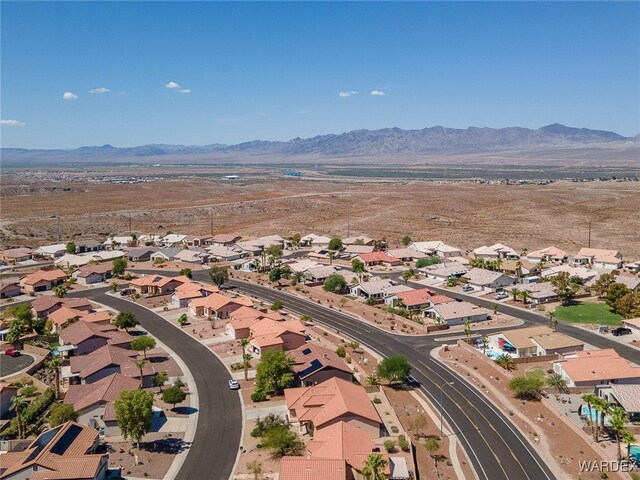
[386,247,429,262]
[0,421,108,480]
[499,259,538,277]
[342,244,376,257]
[125,247,159,262]
[210,233,242,246]
[172,248,209,264]
[473,243,520,260]
[159,234,187,247]
[73,263,113,285]
[249,319,307,355]
[305,265,339,284]
[19,269,68,293]
[185,235,214,247]
[171,282,219,308]
[129,274,191,295]
[487,326,583,358]
[382,285,414,306]
[615,275,640,292]
[225,306,284,339]
[64,373,140,435]
[289,343,353,387]
[394,288,434,311]
[462,268,514,291]
[553,349,640,388]
[511,283,559,304]
[188,293,254,319]
[0,247,32,264]
[68,345,154,386]
[60,320,131,356]
[206,245,246,262]
[75,239,105,253]
[0,282,21,299]
[596,384,640,423]
[150,248,181,262]
[569,248,623,270]
[354,252,402,267]
[410,241,463,259]
[425,301,491,326]
[623,261,640,274]
[285,377,383,437]
[525,246,567,265]
[419,261,468,281]
[103,235,137,248]
[33,243,67,259]
[349,279,395,301]
[343,236,374,246]
[541,265,598,283]
[300,234,332,248]
[31,296,92,319]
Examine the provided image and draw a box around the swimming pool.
[581,407,611,426]
[630,445,640,463]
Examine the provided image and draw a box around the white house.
[425,301,490,326]
[33,243,67,259]
[462,268,514,291]
[473,243,520,260]
[569,248,623,270]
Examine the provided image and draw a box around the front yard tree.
[377,355,411,384]
[179,268,192,279]
[178,313,188,327]
[546,373,568,393]
[53,285,67,298]
[323,274,346,293]
[424,437,442,478]
[604,283,631,308]
[114,389,154,448]
[550,271,579,305]
[495,354,516,371]
[402,269,415,285]
[328,237,343,251]
[508,372,544,401]
[613,292,640,319]
[112,257,127,277]
[48,403,78,427]
[362,453,388,480]
[255,350,295,395]
[11,304,34,331]
[131,335,156,359]
[9,395,28,439]
[65,241,77,254]
[592,273,616,297]
[162,386,187,409]
[260,424,304,457]
[239,338,251,381]
[48,356,63,399]
[115,311,139,332]
[6,319,24,345]
[153,371,169,392]
[209,265,229,287]
[609,406,629,461]
[352,259,366,280]
[268,267,282,284]
[401,235,412,247]
[135,361,147,388]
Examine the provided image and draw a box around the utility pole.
[588,221,591,248]
[56,216,61,243]
[347,212,350,238]
[210,211,214,236]
[128,213,132,235]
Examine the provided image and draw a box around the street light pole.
[440,381,455,438]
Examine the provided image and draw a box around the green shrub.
[335,346,346,358]
[383,439,396,453]
[398,435,410,452]
[251,390,267,402]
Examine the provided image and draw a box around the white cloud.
[339,91,358,97]
[63,91,78,100]
[0,119,26,127]
[165,81,181,89]
[370,90,385,96]
[178,88,191,94]
[89,87,111,94]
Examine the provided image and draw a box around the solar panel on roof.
[302,348,312,355]
[50,425,83,455]
[298,359,324,378]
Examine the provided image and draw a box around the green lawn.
[554,302,624,326]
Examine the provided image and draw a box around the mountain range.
[3,124,639,162]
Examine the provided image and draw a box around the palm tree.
[361,453,388,480]
[546,373,567,394]
[595,398,611,443]
[510,288,520,302]
[515,260,523,278]
[463,319,472,344]
[291,271,305,286]
[48,356,63,399]
[328,251,335,265]
[581,393,597,441]
[53,285,67,298]
[424,436,442,478]
[495,257,503,271]
[481,337,489,355]
[495,354,516,371]
[135,360,147,388]
[546,311,558,331]
[402,269,415,285]
[238,338,251,380]
[609,406,628,461]
[10,395,28,438]
[365,374,381,387]
[519,290,530,306]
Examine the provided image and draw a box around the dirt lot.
[2,176,639,258]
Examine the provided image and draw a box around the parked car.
[612,327,632,336]
[495,292,508,300]
[119,288,131,296]
[5,349,21,357]
[228,379,240,390]
[462,285,474,292]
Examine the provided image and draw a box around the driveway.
[0,352,35,379]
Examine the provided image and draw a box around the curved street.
[71,287,242,480]
[205,274,556,480]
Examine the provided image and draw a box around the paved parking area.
[0,352,35,378]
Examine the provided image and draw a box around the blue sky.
[2,1,639,148]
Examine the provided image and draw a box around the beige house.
[19,269,68,293]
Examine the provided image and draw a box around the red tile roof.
[64,373,140,412]
[356,252,402,265]
[279,457,347,480]
[396,288,434,307]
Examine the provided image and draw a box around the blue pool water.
[582,407,610,426]
[630,445,640,463]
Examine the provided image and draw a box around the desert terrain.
[2,168,639,258]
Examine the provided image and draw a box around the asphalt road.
[72,288,242,480]
[213,275,555,480]
[0,352,35,378]
[407,279,640,365]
